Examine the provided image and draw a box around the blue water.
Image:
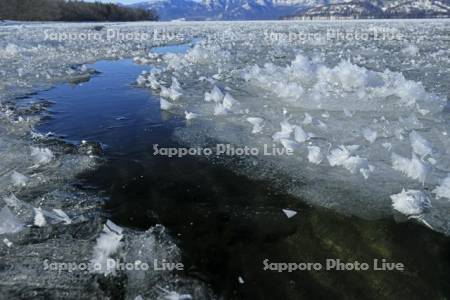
[152,42,196,54]
[35,59,183,156]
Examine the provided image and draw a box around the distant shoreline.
[0,0,158,22]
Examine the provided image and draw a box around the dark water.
[36,59,183,151]
[30,51,450,299]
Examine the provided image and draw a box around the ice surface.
[0,206,23,235]
[205,86,224,103]
[409,130,433,157]
[402,44,419,56]
[132,20,450,235]
[184,111,200,120]
[307,146,323,165]
[161,291,193,300]
[3,238,13,247]
[272,120,294,142]
[52,208,72,225]
[91,220,124,276]
[33,208,47,227]
[282,209,298,219]
[280,138,300,152]
[161,98,177,111]
[30,146,54,166]
[391,153,429,184]
[390,189,432,216]
[222,93,238,110]
[10,170,28,187]
[433,175,450,200]
[293,125,310,143]
[160,77,183,101]
[327,145,370,177]
[362,128,377,144]
[246,117,264,134]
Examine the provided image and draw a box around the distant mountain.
[132,0,450,20]
[285,1,383,19]
[286,0,450,19]
[384,0,450,18]
[131,0,310,20]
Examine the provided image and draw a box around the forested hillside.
[0,0,158,21]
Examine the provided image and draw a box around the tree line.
[0,0,158,22]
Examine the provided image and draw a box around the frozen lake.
[0,20,450,299]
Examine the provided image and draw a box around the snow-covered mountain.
[384,0,450,18]
[133,0,450,20]
[131,0,311,20]
[287,0,450,19]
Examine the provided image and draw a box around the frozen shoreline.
[0,22,214,299]
[0,20,449,298]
